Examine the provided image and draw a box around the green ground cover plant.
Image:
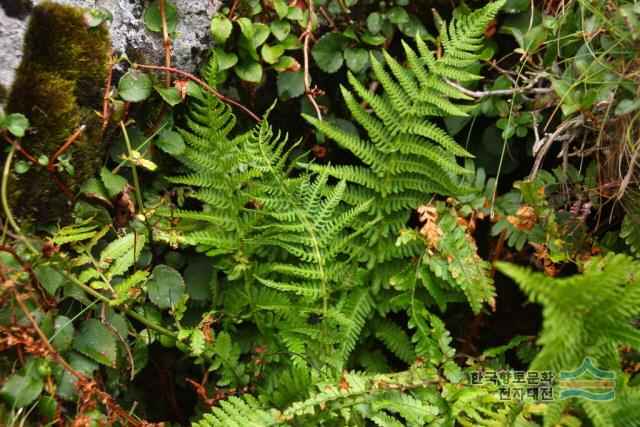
[0,0,639,425]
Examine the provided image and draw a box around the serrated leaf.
[0,372,43,408]
[235,61,263,83]
[210,15,233,43]
[73,319,117,367]
[33,266,65,295]
[155,86,182,106]
[156,130,185,155]
[343,47,369,73]
[312,33,348,73]
[51,315,74,352]
[118,71,152,102]
[261,44,285,64]
[100,167,128,197]
[214,48,238,71]
[277,71,305,99]
[147,265,185,309]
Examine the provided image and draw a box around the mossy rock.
[6,1,109,221]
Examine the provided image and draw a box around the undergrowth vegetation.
[0,0,639,425]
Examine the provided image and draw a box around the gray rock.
[0,0,221,91]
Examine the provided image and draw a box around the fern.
[302,1,505,279]
[497,253,640,372]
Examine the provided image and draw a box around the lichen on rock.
[6,1,110,221]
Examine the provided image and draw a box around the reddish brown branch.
[159,0,172,88]
[47,125,86,202]
[302,1,323,119]
[8,282,143,426]
[3,133,38,165]
[228,0,239,20]
[101,53,114,133]
[135,64,261,122]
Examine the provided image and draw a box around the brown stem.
[47,125,86,203]
[3,133,38,165]
[159,0,172,88]
[228,0,239,20]
[302,1,323,120]
[9,281,144,426]
[136,64,261,122]
[101,53,114,133]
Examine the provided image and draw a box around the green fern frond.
[496,254,640,372]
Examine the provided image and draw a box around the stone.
[0,0,221,92]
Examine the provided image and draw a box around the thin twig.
[135,64,261,122]
[318,6,337,31]
[159,0,172,88]
[444,76,552,98]
[228,0,239,20]
[47,125,86,202]
[302,1,323,119]
[8,283,144,426]
[144,0,172,136]
[3,133,37,165]
[101,53,114,133]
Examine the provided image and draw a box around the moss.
[6,1,110,221]
[0,84,7,105]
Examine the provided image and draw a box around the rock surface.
[0,0,221,91]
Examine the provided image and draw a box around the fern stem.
[120,121,146,215]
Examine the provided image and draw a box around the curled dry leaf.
[506,205,537,231]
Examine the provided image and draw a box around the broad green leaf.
[398,15,433,40]
[143,0,178,33]
[50,315,74,351]
[73,319,117,367]
[214,48,238,71]
[155,86,182,106]
[615,99,640,116]
[100,167,128,197]
[0,373,43,408]
[274,0,288,18]
[156,130,185,155]
[118,71,152,102]
[252,23,271,46]
[13,160,30,173]
[56,352,97,400]
[6,113,29,137]
[79,178,110,200]
[343,48,369,73]
[273,55,297,72]
[271,19,290,41]
[235,61,263,83]
[210,15,233,43]
[261,44,284,64]
[184,257,214,301]
[147,264,185,309]
[388,6,409,24]
[237,17,254,39]
[367,12,383,33]
[312,33,348,73]
[277,71,305,99]
[523,25,547,53]
[33,266,65,295]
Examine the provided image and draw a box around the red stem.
[135,64,261,122]
[47,125,86,202]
